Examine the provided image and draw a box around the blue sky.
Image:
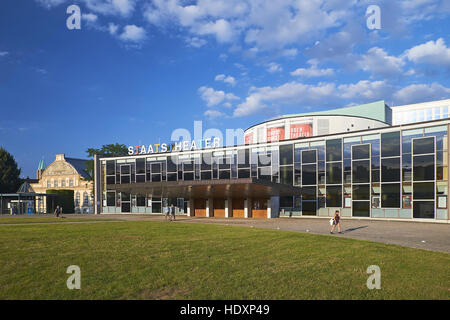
[0,0,449,178]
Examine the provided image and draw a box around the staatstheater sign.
[128,137,221,155]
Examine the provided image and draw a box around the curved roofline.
[244,114,390,132]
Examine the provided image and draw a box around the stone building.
[31,154,94,213]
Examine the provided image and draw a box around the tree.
[0,147,22,193]
[84,143,128,180]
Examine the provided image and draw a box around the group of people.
[164,204,177,221]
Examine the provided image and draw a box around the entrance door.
[194,199,207,217]
[252,199,267,218]
[232,199,245,218]
[121,192,131,213]
[213,199,225,217]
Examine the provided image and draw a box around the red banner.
[244,133,253,145]
[290,123,312,139]
[267,127,285,142]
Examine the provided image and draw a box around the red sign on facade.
[290,123,313,139]
[267,127,285,142]
[244,133,253,145]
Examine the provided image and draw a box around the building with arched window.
[31,154,94,213]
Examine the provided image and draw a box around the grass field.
[0,220,448,299]
[0,217,114,224]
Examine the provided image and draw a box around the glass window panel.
[302,187,316,200]
[219,170,231,179]
[238,169,250,179]
[413,137,434,155]
[106,192,115,206]
[381,183,400,207]
[201,171,212,180]
[183,172,194,181]
[106,161,115,175]
[167,173,177,181]
[258,167,271,180]
[151,162,162,173]
[106,176,115,185]
[302,150,316,164]
[301,201,316,216]
[371,142,380,157]
[352,201,370,217]
[403,168,412,181]
[302,164,317,185]
[353,185,370,200]
[136,175,145,183]
[371,156,380,170]
[121,175,130,184]
[372,169,380,182]
[258,154,271,167]
[344,158,351,171]
[381,132,400,157]
[121,165,130,175]
[136,158,145,174]
[279,144,293,165]
[238,149,250,168]
[326,162,342,184]
[381,158,400,182]
[352,160,370,183]
[352,144,370,160]
[326,139,342,162]
[413,182,435,199]
[326,185,342,207]
[280,166,293,185]
[413,201,434,219]
[413,154,434,181]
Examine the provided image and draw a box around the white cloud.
[291,59,334,77]
[119,25,146,42]
[0,51,9,57]
[337,80,394,100]
[215,74,236,86]
[358,47,405,78]
[282,48,298,57]
[108,23,119,35]
[267,62,282,73]
[82,13,98,23]
[194,19,234,43]
[233,81,336,117]
[35,0,67,8]
[186,37,207,48]
[83,0,136,17]
[393,83,450,104]
[403,38,450,66]
[204,109,226,119]
[198,86,239,107]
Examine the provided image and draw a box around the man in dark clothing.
[170,204,176,221]
[54,205,61,218]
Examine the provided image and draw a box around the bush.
[46,189,74,214]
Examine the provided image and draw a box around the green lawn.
[0,220,448,299]
[0,217,115,224]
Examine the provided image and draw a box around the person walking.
[54,205,61,218]
[170,204,176,221]
[330,209,342,234]
[164,205,170,221]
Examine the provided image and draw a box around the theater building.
[93,99,450,222]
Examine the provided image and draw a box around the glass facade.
[100,124,448,220]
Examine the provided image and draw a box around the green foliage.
[46,189,74,213]
[0,147,21,193]
[84,143,128,180]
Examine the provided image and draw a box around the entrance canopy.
[107,178,301,199]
